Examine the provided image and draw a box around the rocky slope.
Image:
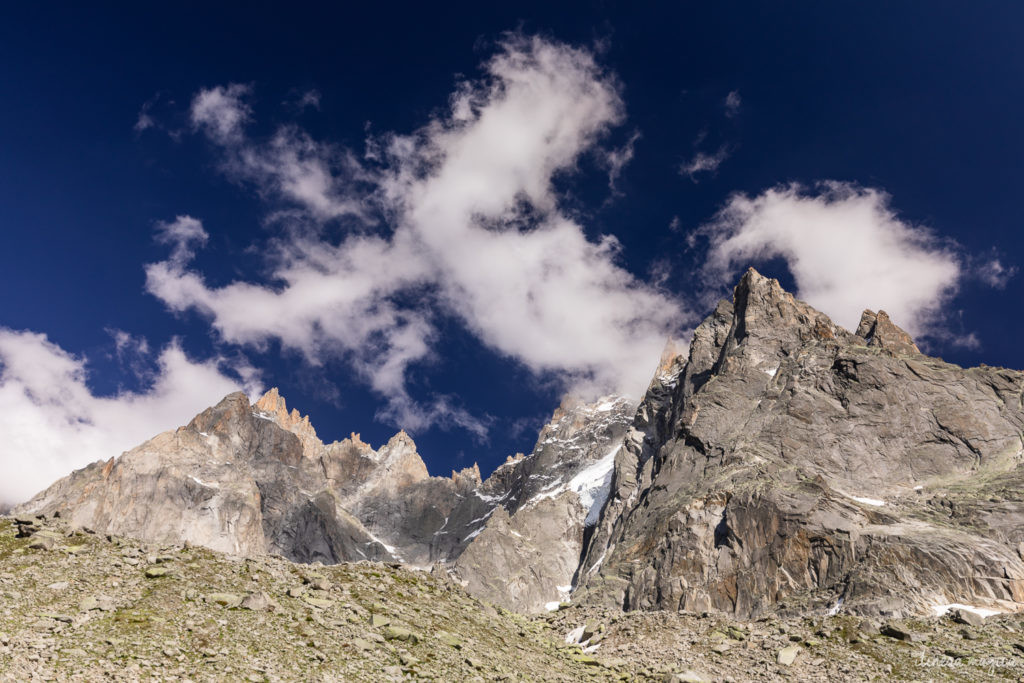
[576,268,1024,621]
[16,386,633,615]
[6,514,1024,682]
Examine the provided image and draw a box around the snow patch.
[587,551,607,576]
[568,445,620,526]
[363,531,403,562]
[764,365,778,378]
[839,490,885,506]
[463,527,484,543]
[565,626,585,644]
[474,490,509,503]
[189,475,219,489]
[827,597,844,616]
[932,603,1006,619]
[545,601,561,612]
[525,445,621,527]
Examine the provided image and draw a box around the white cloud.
[147,35,688,434]
[602,130,640,192]
[680,145,730,181]
[698,181,961,336]
[293,89,321,111]
[155,215,208,266]
[190,83,252,144]
[190,84,370,221]
[134,110,155,133]
[724,90,741,117]
[0,329,260,506]
[974,257,1016,289]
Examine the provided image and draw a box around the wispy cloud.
[724,90,741,118]
[680,145,730,181]
[190,83,252,144]
[146,35,689,436]
[291,88,321,111]
[972,255,1017,289]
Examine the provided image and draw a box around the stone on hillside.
[240,591,279,612]
[667,672,708,683]
[206,593,243,608]
[881,624,924,642]
[436,631,462,649]
[302,595,333,609]
[951,609,985,628]
[383,626,419,643]
[777,645,801,666]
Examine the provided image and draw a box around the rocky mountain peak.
[254,387,321,456]
[730,267,849,348]
[855,309,920,354]
[450,462,482,487]
[578,267,1024,620]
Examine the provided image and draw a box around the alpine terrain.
[6,268,1024,681]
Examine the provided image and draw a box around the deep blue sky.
[2,2,1022,480]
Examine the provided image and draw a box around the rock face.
[17,386,633,614]
[451,396,632,613]
[577,268,1024,619]
[15,267,1024,621]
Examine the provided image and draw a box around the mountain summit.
[17,269,1024,620]
[577,268,1024,619]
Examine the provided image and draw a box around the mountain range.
[17,268,1024,623]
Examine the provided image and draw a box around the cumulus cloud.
[697,181,962,336]
[680,145,730,181]
[147,35,687,434]
[0,329,260,506]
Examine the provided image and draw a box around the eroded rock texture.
[17,388,633,614]
[577,268,1024,619]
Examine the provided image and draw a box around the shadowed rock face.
[577,269,1024,619]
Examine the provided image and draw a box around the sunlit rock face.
[17,381,634,613]
[576,268,1024,619]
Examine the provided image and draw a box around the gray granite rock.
[577,268,1024,619]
